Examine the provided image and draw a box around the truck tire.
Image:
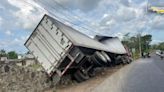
[115,56,122,65]
[74,72,84,83]
[74,70,89,83]
[122,56,132,64]
[101,51,111,64]
[94,51,108,65]
[120,56,127,64]
[91,55,104,67]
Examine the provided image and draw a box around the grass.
[29,64,42,70]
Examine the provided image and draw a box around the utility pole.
[138,0,149,57]
[138,33,142,57]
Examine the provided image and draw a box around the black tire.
[94,51,108,65]
[101,51,111,64]
[91,55,104,67]
[115,56,122,65]
[74,70,89,83]
[77,70,89,80]
[74,71,84,83]
[121,56,128,64]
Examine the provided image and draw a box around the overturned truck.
[24,14,132,84]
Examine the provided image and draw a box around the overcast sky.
[0,0,164,53]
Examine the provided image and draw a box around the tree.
[122,33,131,49]
[141,35,152,52]
[8,51,18,59]
[122,35,139,51]
[158,42,164,50]
[151,44,158,50]
[0,49,7,57]
[122,34,152,58]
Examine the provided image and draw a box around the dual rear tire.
[73,70,89,83]
[91,51,111,67]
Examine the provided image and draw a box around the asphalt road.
[92,54,164,92]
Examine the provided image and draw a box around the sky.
[0,0,164,53]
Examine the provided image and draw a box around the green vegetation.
[151,42,164,51]
[122,33,152,59]
[0,50,18,59]
[8,51,18,59]
[0,49,7,57]
[29,64,42,70]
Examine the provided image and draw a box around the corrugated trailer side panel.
[25,16,73,75]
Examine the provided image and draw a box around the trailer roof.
[25,14,126,54]
[46,15,114,52]
[94,35,127,54]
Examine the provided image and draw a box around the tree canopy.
[0,50,18,59]
[8,51,18,59]
[122,34,152,56]
[152,42,164,51]
[0,49,7,57]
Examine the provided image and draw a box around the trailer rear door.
[25,16,72,74]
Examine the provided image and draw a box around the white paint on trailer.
[100,37,127,54]
[25,14,127,75]
[46,15,112,52]
[25,15,73,74]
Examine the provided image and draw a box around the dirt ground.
[0,62,51,92]
[47,65,123,92]
[0,62,124,92]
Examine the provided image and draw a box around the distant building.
[0,53,37,67]
[21,54,37,66]
[18,54,23,59]
[0,57,8,62]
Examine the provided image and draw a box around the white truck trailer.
[25,14,131,84]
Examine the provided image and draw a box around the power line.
[35,0,97,35]
[19,0,94,35]
[51,0,102,34]
[34,0,102,35]
[52,0,89,22]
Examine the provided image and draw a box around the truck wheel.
[74,70,89,83]
[91,55,104,67]
[121,56,127,64]
[101,51,111,64]
[94,51,108,65]
[115,56,122,65]
[74,72,84,83]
